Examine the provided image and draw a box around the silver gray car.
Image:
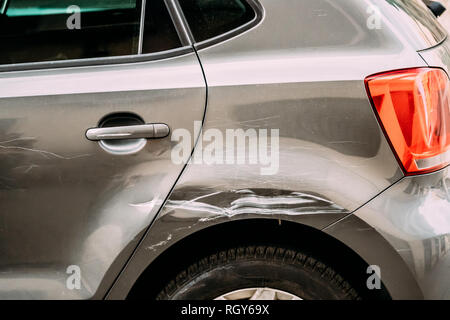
[0,0,449,300]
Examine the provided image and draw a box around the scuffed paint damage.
[1,146,90,160]
[140,188,349,250]
[146,234,173,251]
[0,137,91,160]
[164,188,347,222]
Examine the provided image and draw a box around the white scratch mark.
[0,144,90,160]
[146,234,173,251]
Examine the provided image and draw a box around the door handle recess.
[86,123,170,141]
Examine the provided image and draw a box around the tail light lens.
[365,68,450,175]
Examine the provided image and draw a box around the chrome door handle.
[86,123,170,141]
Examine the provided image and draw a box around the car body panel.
[107,0,443,299]
[419,32,450,70]
[1,0,449,300]
[192,0,426,213]
[0,52,206,299]
[377,0,447,50]
[326,166,450,299]
[325,36,450,300]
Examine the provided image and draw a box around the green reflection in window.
[5,0,136,16]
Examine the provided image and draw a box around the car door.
[0,0,206,299]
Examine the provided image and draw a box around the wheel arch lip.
[324,214,425,300]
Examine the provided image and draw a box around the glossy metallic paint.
[0,52,206,299]
[326,167,450,299]
[1,0,450,300]
[108,0,447,300]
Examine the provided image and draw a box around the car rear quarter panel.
[325,38,450,300]
[107,0,436,298]
[326,167,450,299]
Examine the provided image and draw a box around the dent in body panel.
[136,187,347,252]
[105,183,350,299]
[165,188,347,222]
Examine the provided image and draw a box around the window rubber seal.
[0,46,194,73]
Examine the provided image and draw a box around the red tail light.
[365,68,450,175]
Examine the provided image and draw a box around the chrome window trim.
[165,0,194,46]
[0,46,194,73]
[0,0,9,14]
[138,0,147,54]
[190,0,265,50]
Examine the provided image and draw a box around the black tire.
[157,245,361,300]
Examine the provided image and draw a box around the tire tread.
[156,245,360,300]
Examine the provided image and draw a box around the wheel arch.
[125,218,391,300]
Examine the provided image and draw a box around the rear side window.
[142,0,182,54]
[0,0,141,64]
[179,0,256,42]
[0,0,182,65]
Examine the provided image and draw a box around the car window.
[178,0,256,42]
[142,0,182,54]
[0,0,182,65]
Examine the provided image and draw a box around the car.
[0,0,449,300]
